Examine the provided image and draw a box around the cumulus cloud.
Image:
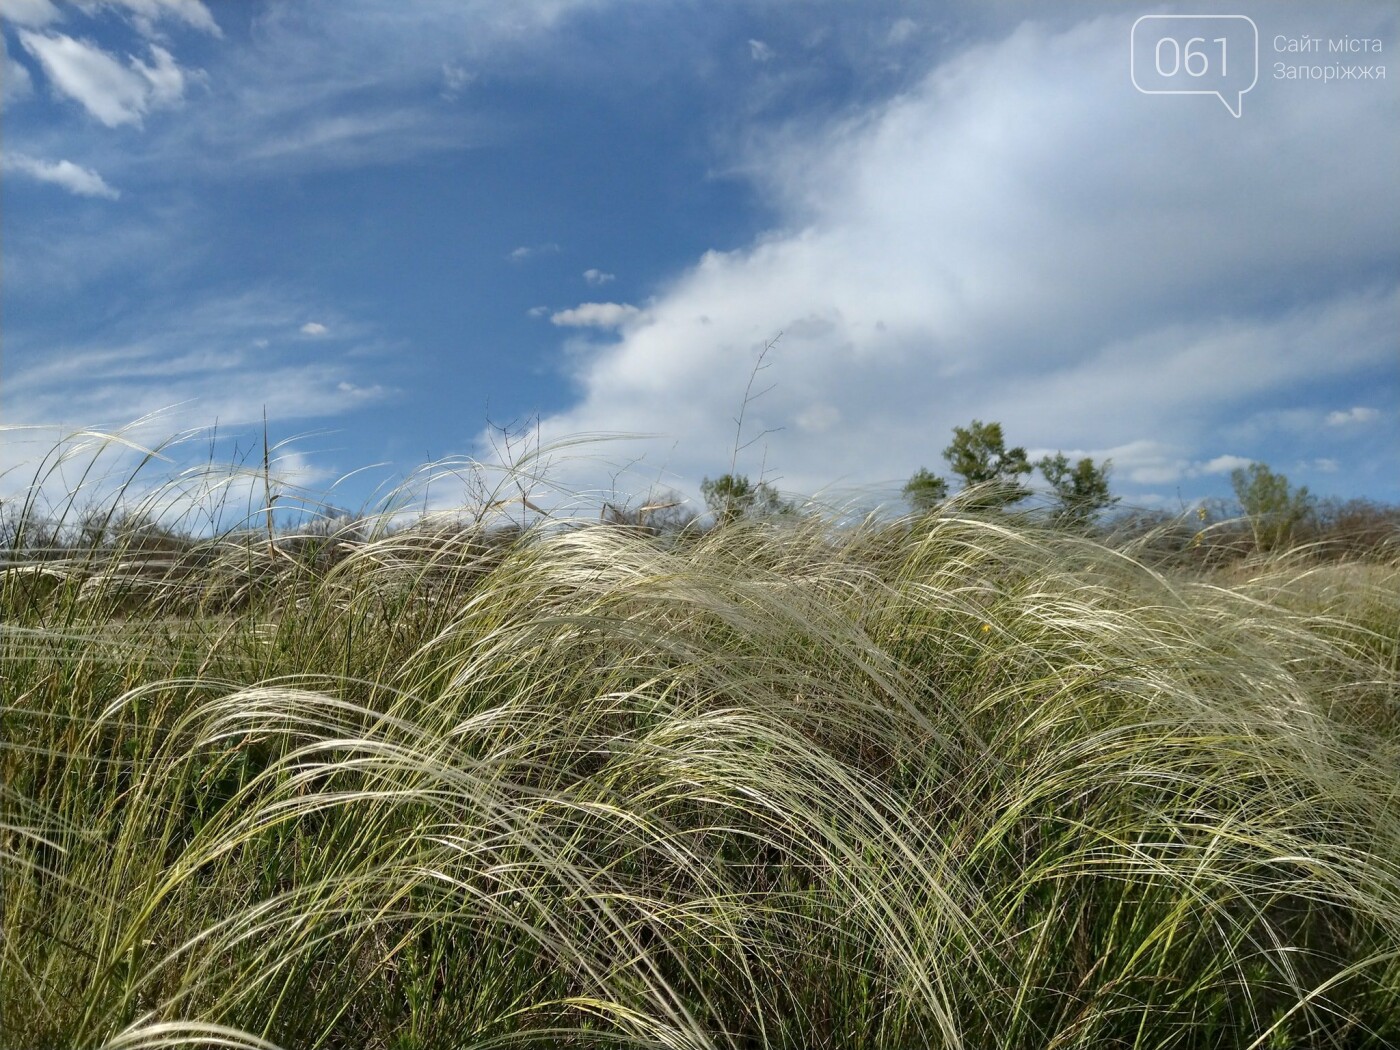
[583,268,614,286]
[18,31,192,126]
[508,13,1399,502]
[300,322,328,335]
[3,153,120,198]
[550,302,643,329]
[1326,406,1380,426]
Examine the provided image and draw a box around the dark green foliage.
[905,420,1035,514]
[942,420,1034,507]
[700,473,791,525]
[902,467,949,512]
[1038,452,1118,526]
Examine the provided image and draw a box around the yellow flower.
[981,623,991,632]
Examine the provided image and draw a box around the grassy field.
[3,463,1399,1048]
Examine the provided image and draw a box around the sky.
[2,0,1397,526]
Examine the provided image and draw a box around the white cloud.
[335,380,387,401]
[583,268,614,286]
[441,62,474,98]
[550,302,642,329]
[506,13,1399,502]
[2,289,392,438]
[748,39,774,62]
[3,153,120,198]
[79,0,223,38]
[12,1,641,180]
[1097,440,1189,485]
[17,31,192,126]
[526,305,550,318]
[241,110,448,170]
[133,43,185,105]
[796,403,841,433]
[1200,454,1253,476]
[1326,406,1380,426]
[1,31,35,102]
[300,322,328,335]
[887,18,918,46]
[125,0,608,173]
[507,242,560,262]
[0,0,63,28]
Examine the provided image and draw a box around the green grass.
[3,448,1399,1049]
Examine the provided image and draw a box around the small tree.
[902,467,949,513]
[1038,453,1117,527]
[700,473,790,526]
[1230,462,1313,551]
[943,420,1032,510]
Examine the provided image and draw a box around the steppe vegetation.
[3,430,1399,1049]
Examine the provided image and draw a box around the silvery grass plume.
[2,432,1399,1049]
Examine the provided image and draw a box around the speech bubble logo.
[1131,15,1258,117]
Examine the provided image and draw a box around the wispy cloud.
[748,39,773,62]
[0,0,63,29]
[152,0,610,175]
[2,152,120,198]
[886,18,918,45]
[4,288,394,434]
[582,268,614,286]
[8,0,635,183]
[1,31,35,101]
[238,109,459,171]
[440,61,474,99]
[88,0,223,39]
[17,30,193,126]
[508,243,561,262]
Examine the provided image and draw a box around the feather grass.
[3,437,1399,1048]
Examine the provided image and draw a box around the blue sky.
[2,0,1397,524]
